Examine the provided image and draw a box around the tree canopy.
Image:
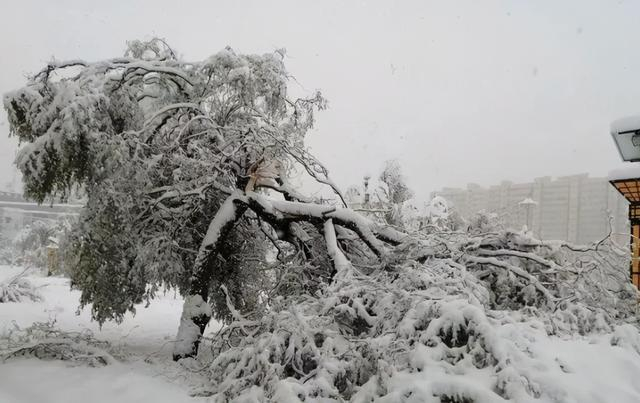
[3,39,391,359]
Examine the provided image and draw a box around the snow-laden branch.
[146,177,233,203]
[323,219,351,275]
[143,103,204,128]
[255,181,313,203]
[191,192,398,282]
[514,237,595,252]
[34,58,194,87]
[247,193,387,257]
[120,60,194,86]
[476,248,560,270]
[193,190,246,271]
[463,255,555,305]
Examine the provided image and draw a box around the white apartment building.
[431,174,628,244]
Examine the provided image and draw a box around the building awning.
[610,178,640,203]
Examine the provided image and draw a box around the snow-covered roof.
[518,198,538,205]
[608,165,640,181]
[611,115,640,135]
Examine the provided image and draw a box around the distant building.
[0,191,82,239]
[430,174,628,244]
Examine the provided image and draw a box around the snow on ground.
[0,265,216,403]
[0,360,194,403]
[2,265,640,402]
[532,336,640,403]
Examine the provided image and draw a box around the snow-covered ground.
[0,266,215,403]
[2,265,640,403]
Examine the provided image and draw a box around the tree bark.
[172,193,247,361]
[172,293,212,361]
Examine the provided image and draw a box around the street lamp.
[363,175,371,206]
[609,115,640,288]
[611,115,640,162]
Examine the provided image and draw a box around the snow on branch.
[193,190,247,271]
[142,102,204,129]
[0,269,41,303]
[1,321,116,367]
[323,219,351,275]
[463,255,555,306]
[187,206,639,400]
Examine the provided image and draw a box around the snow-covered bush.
[0,269,41,303]
[0,320,115,366]
[422,196,466,232]
[11,219,69,270]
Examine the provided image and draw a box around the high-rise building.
[431,174,628,244]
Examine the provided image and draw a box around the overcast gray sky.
[1,0,639,200]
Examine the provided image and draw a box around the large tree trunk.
[172,264,215,360]
[173,295,212,360]
[172,192,246,361]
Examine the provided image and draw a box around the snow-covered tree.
[378,159,413,204]
[2,39,401,360]
[5,40,639,401]
[10,219,69,269]
[422,195,466,232]
[346,160,417,230]
[375,159,414,227]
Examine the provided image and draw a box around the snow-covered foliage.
[425,195,450,221]
[0,269,41,303]
[11,219,69,269]
[195,227,638,401]
[1,320,115,366]
[377,160,414,205]
[423,196,466,232]
[374,160,414,228]
[3,39,332,358]
[5,39,640,401]
[346,160,417,230]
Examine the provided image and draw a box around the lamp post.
[609,115,640,288]
[363,175,371,207]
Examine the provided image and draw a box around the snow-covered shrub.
[0,269,41,303]
[0,320,116,367]
[12,219,70,270]
[423,196,466,232]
